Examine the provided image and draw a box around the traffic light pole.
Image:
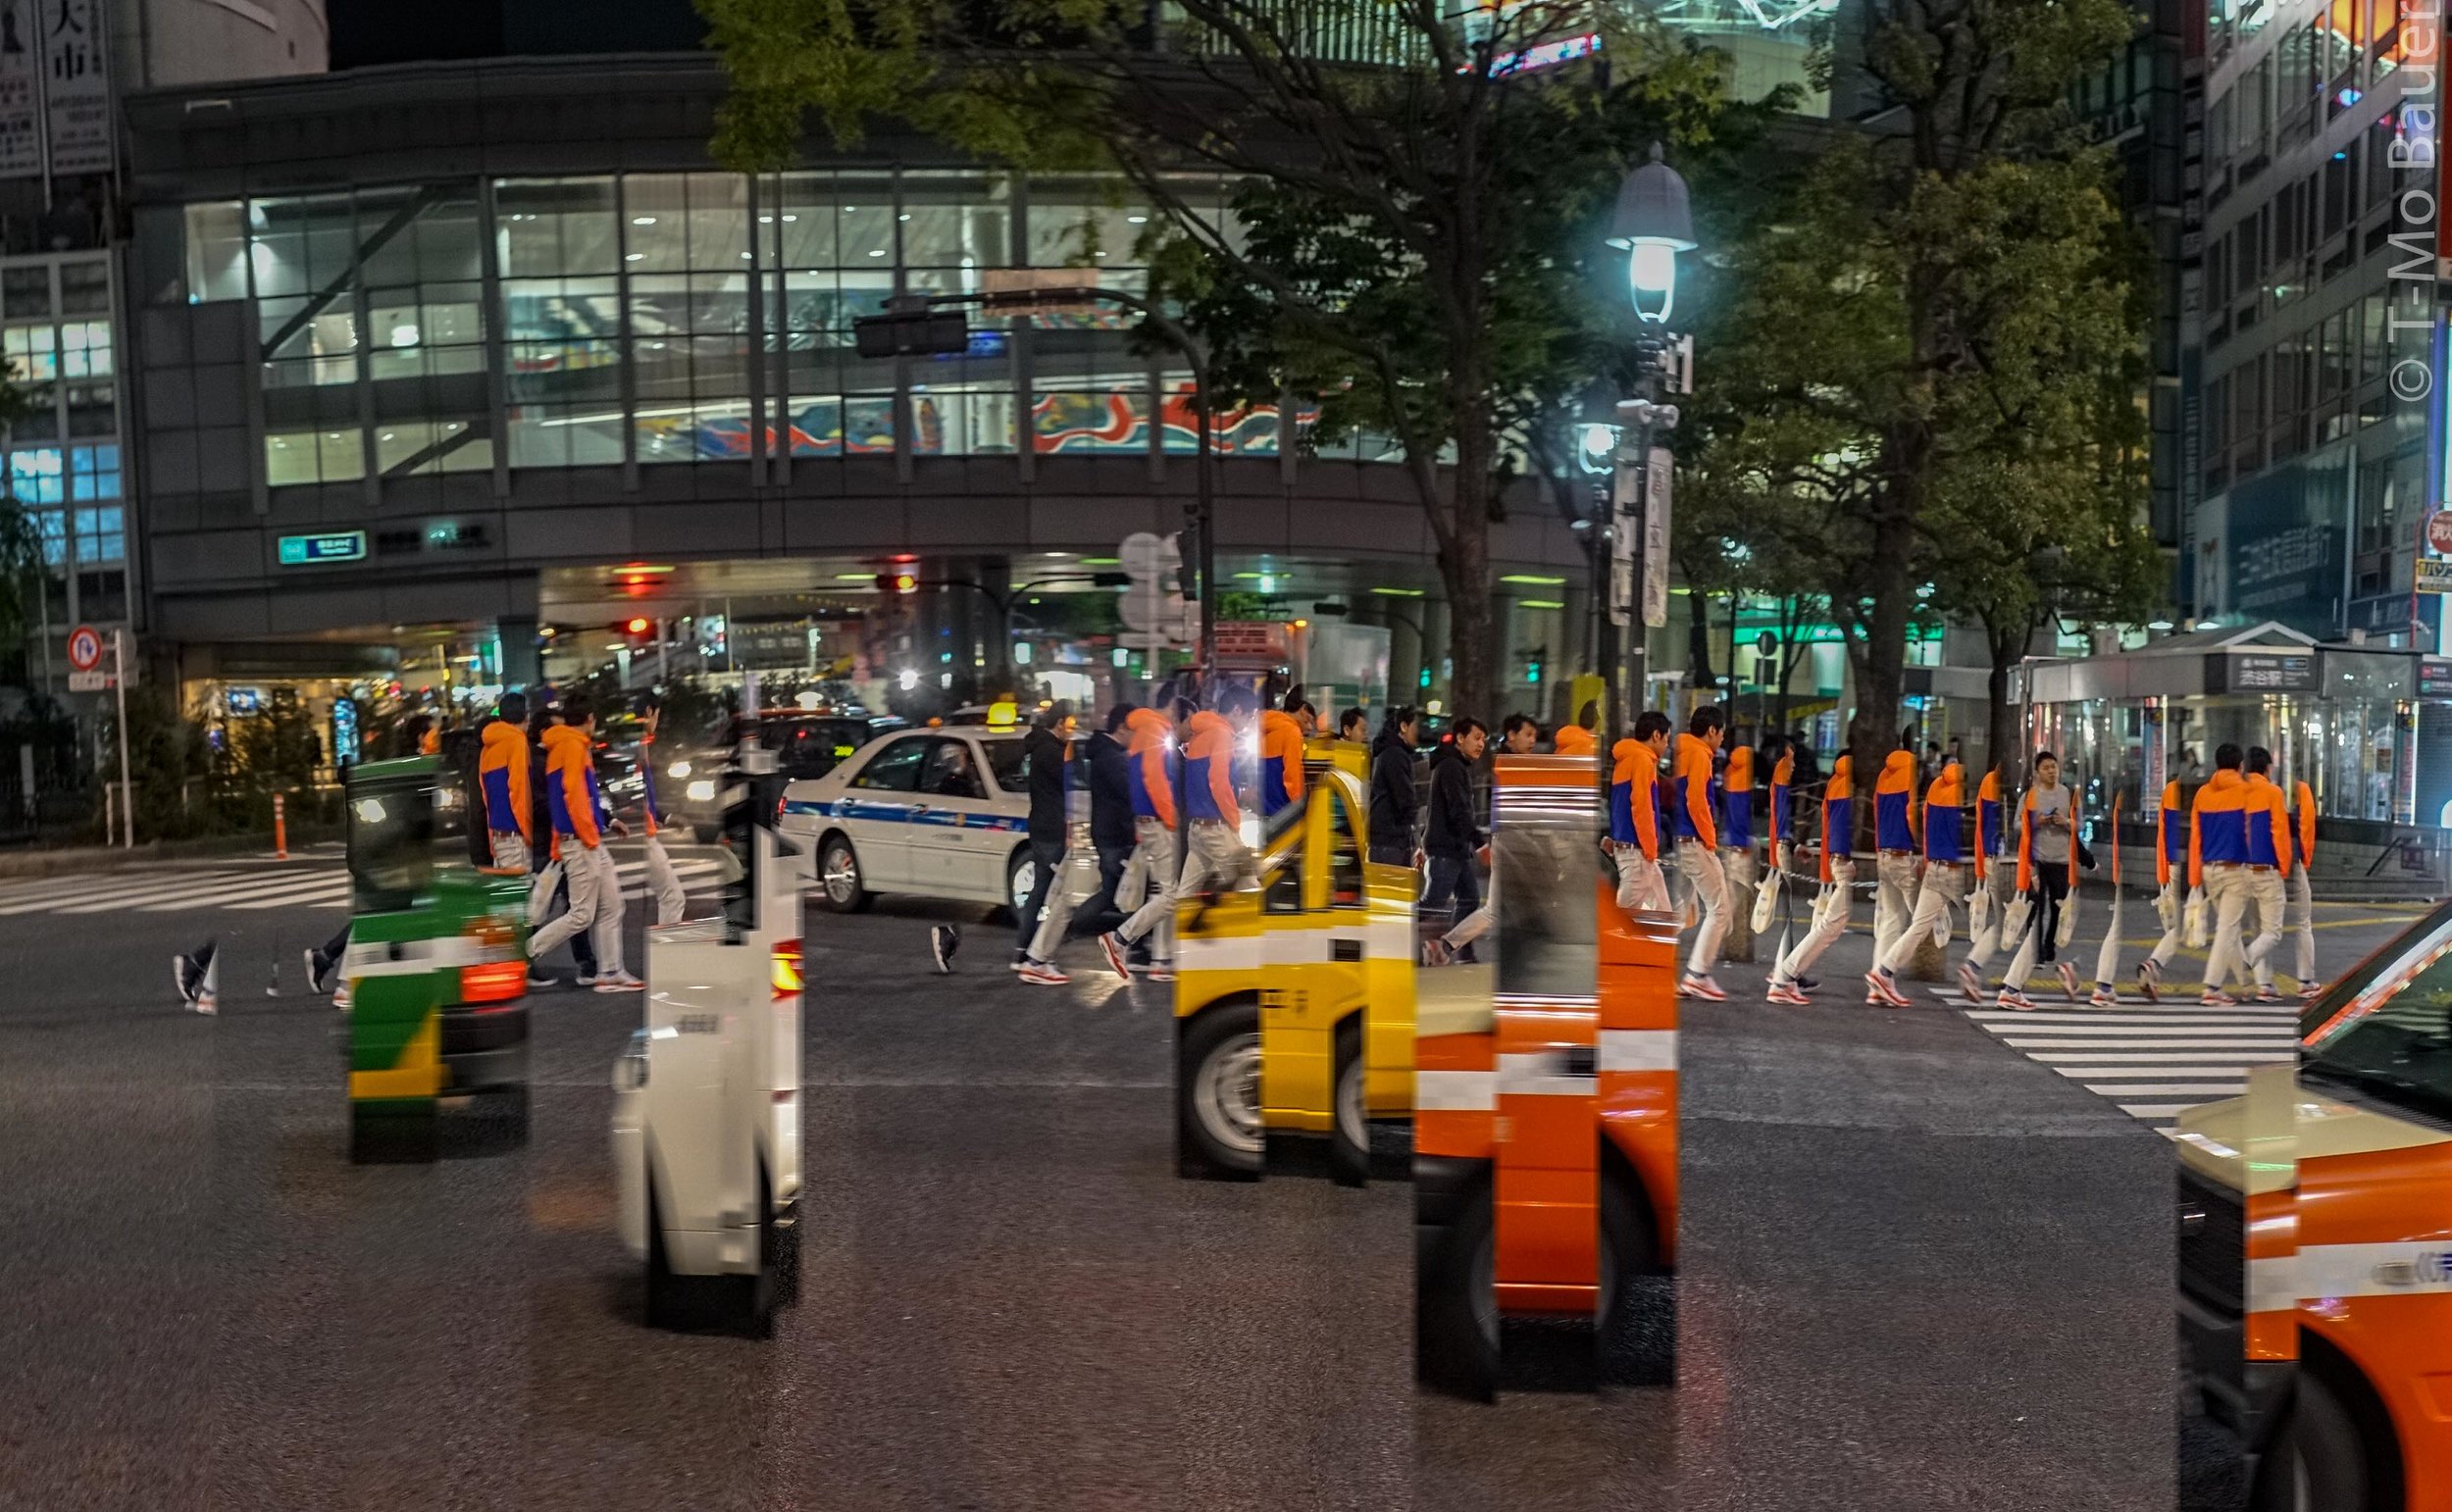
[861,288,1217,693]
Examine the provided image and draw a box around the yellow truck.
[1174,743,1418,1183]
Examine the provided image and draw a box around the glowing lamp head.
[1606,145,1698,327]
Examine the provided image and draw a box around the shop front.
[2018,621,2419,831]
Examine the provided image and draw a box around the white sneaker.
[576,973,599,987]
[592,972,645,993]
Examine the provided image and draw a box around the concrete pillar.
[497,616,541,689]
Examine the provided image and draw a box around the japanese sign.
[1641,445,1672,630]
[277,530,368,566]
[0,0,39,178]
[2204,651,2318,693]
[2420,558,2452,595]
[1208,620,1291,671]
[39,0,108,176]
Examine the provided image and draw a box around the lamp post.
[1603,143,1697,731]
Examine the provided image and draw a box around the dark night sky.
[329,0,707,70]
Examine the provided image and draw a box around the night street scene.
[2,0,2448,1507]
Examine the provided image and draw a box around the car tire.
[1177,1000,1264,1180]
[1417,1183,1499,1401]
[816,833,873,914]
[1002,846,1036,928]
[643,1170,684,1330]
[1330,1016,1368,1187]
[1598,1175,1665,1387]
[729,1166,778,1338]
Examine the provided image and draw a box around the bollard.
[274,791,288,860]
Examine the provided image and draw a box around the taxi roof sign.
[986,699,1020,729]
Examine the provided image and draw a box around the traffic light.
[875,572,918,595]
[613,616,654,645]
[852,306,971,358]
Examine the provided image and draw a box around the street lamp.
[1607,143,1698,327]
[1602,145,1697,731]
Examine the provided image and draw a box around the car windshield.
[2299,901,2452,1129]
[347,775,436,911]
[982,737,1029,792]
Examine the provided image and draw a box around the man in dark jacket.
[1011,702,1074,968]
[1422,719,1488,924]
[1019,703,1142,983]
[1367,706,1421,867]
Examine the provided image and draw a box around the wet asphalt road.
[0,855,2415,1509]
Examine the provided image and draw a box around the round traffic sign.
[2429,512,2452,556]
[1756,630,1776,658]
[66,625,102,672]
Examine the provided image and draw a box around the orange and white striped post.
[274,791,288,860]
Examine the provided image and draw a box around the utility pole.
[1611,332,1678,728]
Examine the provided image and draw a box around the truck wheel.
[1416,1184,1499,1401]
[816,834,873,914]
[1330,1017,1368,1187]
[2267,1370,2375,1512]
[643,1172,684,1330]
[1598,1176,1664,1387]
[1178,1001,1264,1179]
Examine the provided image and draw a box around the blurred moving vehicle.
[777,723,1036,917]
[667,709,909,839]
[339,755,533,1163]
[2179,903,2452,1512]
[1173,743,1416,1183]
[1414,752,1680,1400]
[611,757,806,1336]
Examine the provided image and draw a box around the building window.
[183,201,250,303]
[69,443,118,500]
[264,428,365,487]
[73,505,121,564]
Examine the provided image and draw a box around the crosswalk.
[0,853,725,919]
[1956,996,2299,1130]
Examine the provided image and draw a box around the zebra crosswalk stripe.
[1960,1001,2297,1129]
[0,853,728,918]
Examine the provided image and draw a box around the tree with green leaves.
[704,0,1764,719]
[1687,0,2148,784]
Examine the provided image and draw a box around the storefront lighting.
[625,253,643,262]
[633,217,656,226]
[1112,648,1130,667]
[1371,586,1425,597]
[2147,618,2174,631]
[1522,599,1565,610]
[1501,574,1566,585]
[868,249,887,257]
[1127,215,1149,224]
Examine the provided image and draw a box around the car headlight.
[687,780,716,801]
[668,760,691,779]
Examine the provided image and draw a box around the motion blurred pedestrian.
[1668,707,1731,1000]
[1422,717,1488,926]
[1367,706,1422,868]
[1011,702,1074,972]
[1609,712,1671,918]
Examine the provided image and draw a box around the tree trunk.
[1438,437,1498,724]
[1846,487,1918,853]
[1984,620,2024,788]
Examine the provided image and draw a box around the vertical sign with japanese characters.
[1609,457,1636,629]
[1640,445,1672,630]
[0,0,40,178]
[39,0,108,176]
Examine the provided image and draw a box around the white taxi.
[779,723,1038,915]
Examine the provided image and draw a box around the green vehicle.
[342,755,535,1163]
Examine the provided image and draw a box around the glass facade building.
[147,170,1311,493]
